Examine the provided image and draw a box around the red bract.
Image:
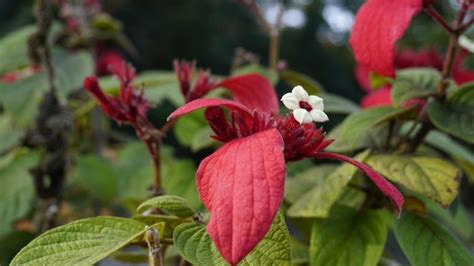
[350,0,423,77]
[83,62,150,125]
[360,86,392,108]
[96,49,127,76]
[174,60,279,113]
[197,129,286,265]
[168,97,404,265]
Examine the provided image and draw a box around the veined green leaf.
[394,213,474,266]
[287,151,370,218]
[327,106,414,152]
[284,164,338,204]
[427,83,474,144]
[173,211,291,265]
[391,68,446,106]
[11,217,149,265]
[309,209,390,266]
[367,155,460,206]
[137,195,195,218]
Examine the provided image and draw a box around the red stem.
[314,152,404,215]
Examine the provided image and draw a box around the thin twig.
[236,0,284,70]
[31,0,57,96]
[406,2,472,153]
[424,4,455,34]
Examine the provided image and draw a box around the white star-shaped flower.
[281,85,329,124]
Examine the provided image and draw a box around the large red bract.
[350,0,423,76]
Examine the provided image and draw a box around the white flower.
[281,85,329,124]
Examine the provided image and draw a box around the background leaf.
[0,49,94,127]
[73,155,118,203]
[0,150,38,238]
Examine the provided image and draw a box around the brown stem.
[31,0,56,96]
[385,121,395,150]
[438,35,459,96]
[146,228,163,266]
[151,155,162,196]
[406,2,471,153]
[424,4,455,34]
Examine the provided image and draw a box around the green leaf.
[137,195,195,218]
[0,24,61,75]
[284,164,338,204]
[367,155,460,206]
[327,106,414,152]
[287,151,370,218]
[174,109,208,147]
[0,114,21,153]
[290,238,309,265]
[369,71,392,90]
[232,64,278,85]
[74,155,118,202]
[427,83,474,144]
[0,25,35,74]
[115,142,152,200]
[0,150,38,238]
[391,68,445,106]
[394,213,474,266]
[11,217,149,265]
[0,49,94,127]
[280,69,324,94]
[320,93,360,114]
[309,209,390,266]
[425,131,474,165]
[191,127,215,151]
[424,199,473,241]
[161,155,202,210]
[173,211,291,265]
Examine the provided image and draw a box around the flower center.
[299,101,312,112]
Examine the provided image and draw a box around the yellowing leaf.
[367,155,460,206]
